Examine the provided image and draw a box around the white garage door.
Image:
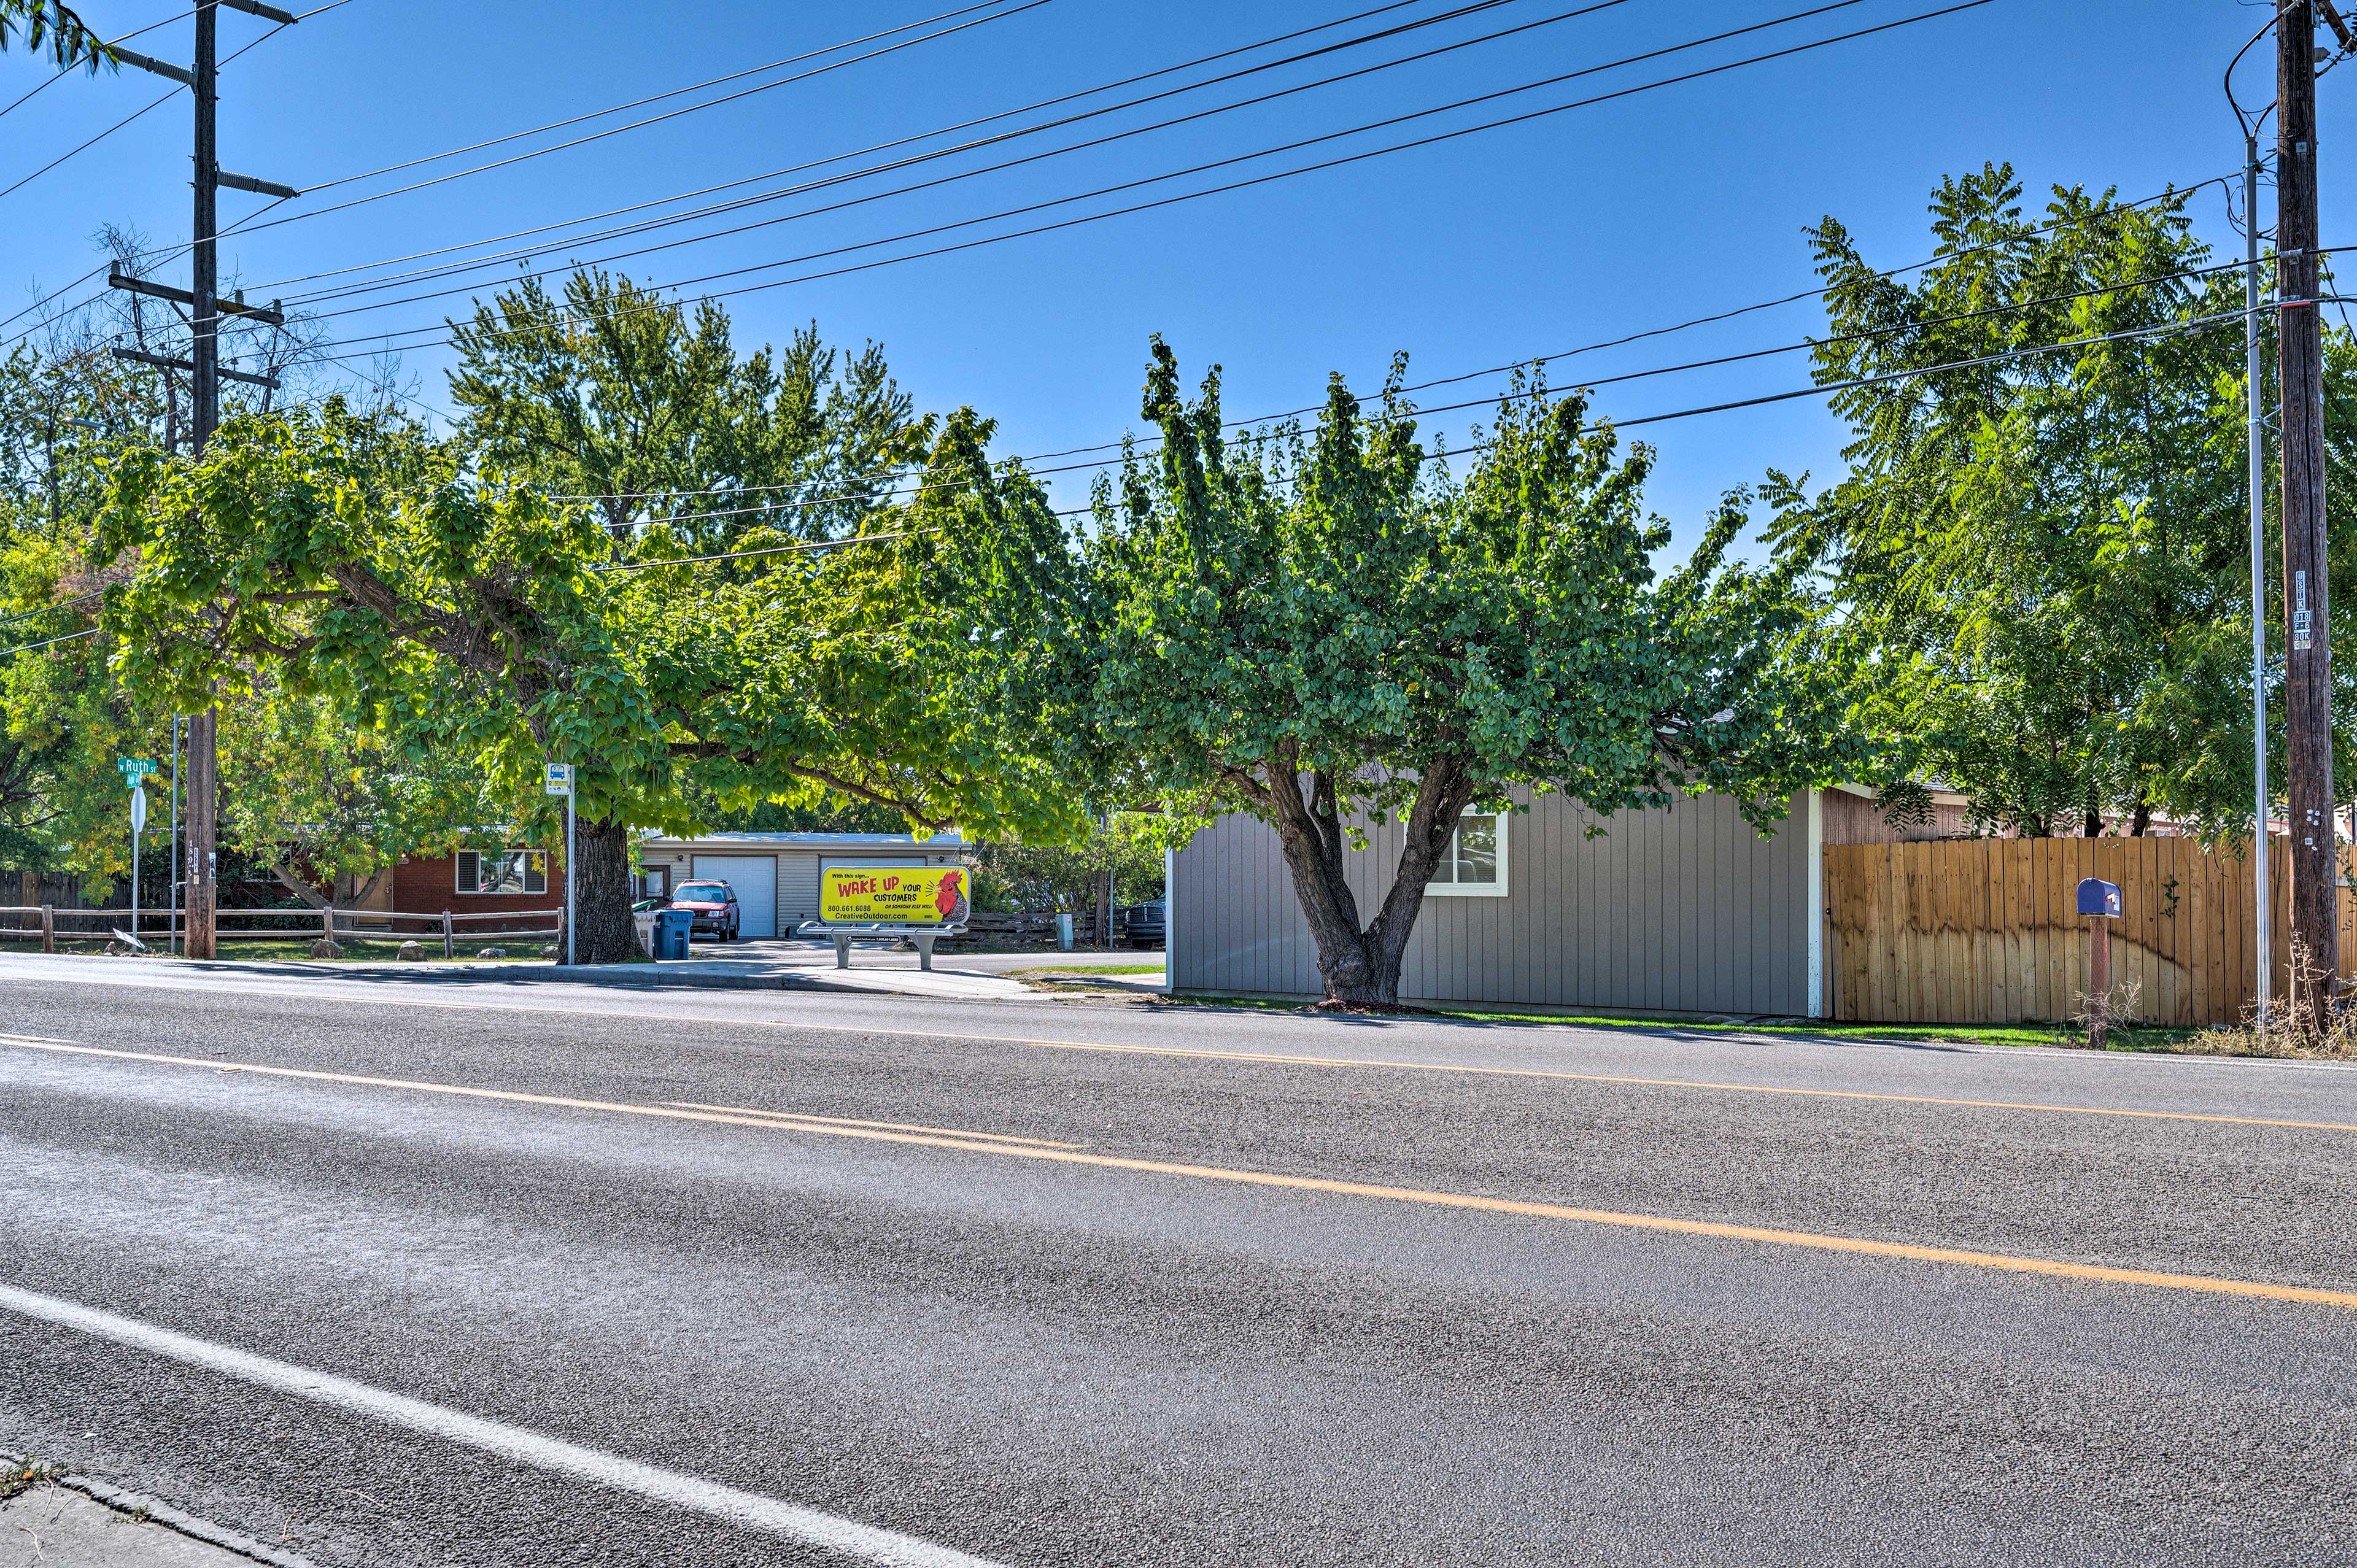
[692,854,778,938]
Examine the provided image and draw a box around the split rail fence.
[0,905,563,958]
[1822,837,2357,1026]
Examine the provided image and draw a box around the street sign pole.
[129,781,148,952]
[545,762,576,967]
[169,719,183,956]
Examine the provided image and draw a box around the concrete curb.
[75,957,856,992]
[25,955,1040,1002]
[3,1451,318,1567]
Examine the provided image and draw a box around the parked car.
[1117,898,1166,947]
[667,879,741,942]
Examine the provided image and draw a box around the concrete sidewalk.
[0,944,1165,1004]
[1,1477,309,1567]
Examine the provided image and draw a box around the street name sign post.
[129,781,149,952]
[119,759,157,952]
[546,764,575,967]
[2077,878,2122,1050]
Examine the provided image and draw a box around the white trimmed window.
[456,849,547,895]
[1426,810,1507,897]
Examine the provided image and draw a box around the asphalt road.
[3,956,2355,1566]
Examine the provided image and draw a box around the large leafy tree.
[927,342,1887,1008]
[96,400,1085,961]
[215,670,506,910]
[1784,164,2357,838]
[448,269,914,549]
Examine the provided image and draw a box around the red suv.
[668,880,741,942]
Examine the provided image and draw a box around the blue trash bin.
[654,908,694,960]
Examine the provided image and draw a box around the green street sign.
[116,756,158,780]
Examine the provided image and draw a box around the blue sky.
[1,0,2341,550]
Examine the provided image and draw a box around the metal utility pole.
[2277,0,2338,1018]
[108,0,298,960]
[2245,133,2274,1027]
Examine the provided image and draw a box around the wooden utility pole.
[2278,0,2337,1016]
[185,0,220,959]
[109,1,298,959]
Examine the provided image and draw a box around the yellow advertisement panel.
[821,865,970,926]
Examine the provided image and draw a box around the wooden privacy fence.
[1821,838,2351,1026]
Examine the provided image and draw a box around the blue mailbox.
[2076,878,2121,918]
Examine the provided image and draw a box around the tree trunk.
[2128,792,2152,837]
[269,863,330,910]
[1256,760,1476,1010]
[572,817,640,964]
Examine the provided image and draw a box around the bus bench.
[801,921,967,971]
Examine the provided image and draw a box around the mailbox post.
[2078,878,2123,1049]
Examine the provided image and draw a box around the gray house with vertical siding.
[1167,789,1828,1018]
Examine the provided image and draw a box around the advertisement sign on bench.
[821,865,969,926]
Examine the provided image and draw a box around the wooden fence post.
[441,909,454,961]
[322,904,334,948]
[39,905,53,954]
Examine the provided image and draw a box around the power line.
[0,0,348,204]
[96,304,2269,586]
[0,625,102,658]
[565,269,2262,556]
[212,0,1059,245]
[602,306,2253,574]
[0,3,205,125]
[0,84,178,203]
[0,588,107,630]
[0,0,1479,342]
[0,0,354,339]
[234,0,1488,299]
[536,172,2239,511]
[295,0,1028,199]
[257,0,1592,311]
[68,304,2270,601]
[0,0,987,350]
[594,530,934,571]
[293,0,2002,363]
[274,0,1818,325]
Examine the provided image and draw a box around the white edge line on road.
[0,1283,1004,1568]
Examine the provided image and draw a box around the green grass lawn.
[1159,991,2202,1054]
[1008,961,1169,979]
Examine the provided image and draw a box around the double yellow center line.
[9,1034,2356,1312]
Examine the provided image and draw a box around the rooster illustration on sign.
[934,869,969,925]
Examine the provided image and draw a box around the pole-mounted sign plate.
[117,756,158,784]
[130,786,149,835]
[544,763,574,796]
[2076,878,2121,918]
